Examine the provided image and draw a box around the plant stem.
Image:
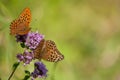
[8,62,20,80]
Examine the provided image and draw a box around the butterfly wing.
[33,39,64,62]
[19,8,31,25]
[34,39,45,60]
[41,40,64,62]
[10,8,31,35]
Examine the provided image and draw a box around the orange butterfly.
[10,8,31,35]
[34,39,64,62]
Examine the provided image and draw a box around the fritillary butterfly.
[34,39,64,62]
[10,8,31,35]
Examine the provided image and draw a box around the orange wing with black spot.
[10,8,31,35]
[34,39,64,62]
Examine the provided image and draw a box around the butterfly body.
[34,39,64,62]
[10,8,31,35]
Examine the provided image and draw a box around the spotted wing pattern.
[34,39,64,62]
[10,8,31,35]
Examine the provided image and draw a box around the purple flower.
[31,62,48,79]
[16,54,24,61]
[25,31,44,50]
[16,50,34,65]
[15,34,28,42]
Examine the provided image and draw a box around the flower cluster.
[16,31,44,50]
[15,34,28,42]
[15,31,47,79]
[31,62,48,80]
[16,50,34,65]
[25,31,44,50]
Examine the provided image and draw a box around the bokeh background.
[0,0,120,80]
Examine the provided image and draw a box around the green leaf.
[12,62,20,69]
[20,42,25,48]
[23,75,30,80]
[24,70,30,75]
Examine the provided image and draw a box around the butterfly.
[34,39,64,62]
[10,8,31,35]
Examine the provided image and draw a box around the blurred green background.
[0,0,120,80]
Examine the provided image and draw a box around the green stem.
[8,62,20,80]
